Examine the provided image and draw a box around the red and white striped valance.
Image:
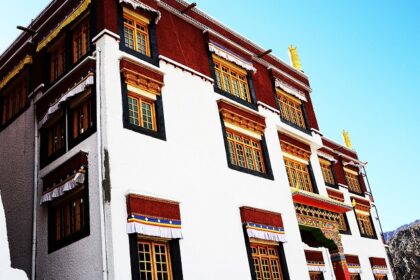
[240,207,286,243]
[126,195,182,239]
[369,257,389,275]
[346,254,362,274]
[305,250,326,272]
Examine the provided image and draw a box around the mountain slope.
[384,219,420,242]
[387,222,420,280]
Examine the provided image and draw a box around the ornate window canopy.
[209,41,256,72]
[292,188,352,214]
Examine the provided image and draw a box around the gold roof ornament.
[288,45,302,71]
[342,129,353,149]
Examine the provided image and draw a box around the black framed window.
[119,6,159,66]
[276,89,310,134]
[129,234,183,280]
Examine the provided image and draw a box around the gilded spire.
[288,45,302,71]
[342,130,353,149]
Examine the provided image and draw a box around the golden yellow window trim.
[319,157,332,166]
[249,238,278,246]
[127,84,157,101]
[280,141,311,161]
[212,54,247,75]
[276,88,302,105]
[344,167,359,176]
[123,7,151,24]
[37,0,91,52]
[282,152,308,165]
[224,121,262,140]
[122,68,163,95]
[0,55,32,91]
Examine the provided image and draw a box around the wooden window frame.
[355,211,377,239]
[250,241,284,280]
[319,158,336,187]
[277,89,309,133]
[72,15,91,64]
[283,157,314,193]
[68,89,96,149]
[127,92,157,131]
[226,129,266,174]
[345,169,363,195]
[48,169,90,252]
[129,234,183,280]
[123,10,151,57]
[220,119,273,180]
[49,36,67,83]
[40,115,67,167]
[119,6,159,66]
[121,77,166,141]
[309,271,325,280]
[350,273,361,280]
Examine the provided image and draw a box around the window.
[69,89,95,141]
[213,55,251,103]
[284,158,313,192]
[128,94,156,131]
[1,78,27,126]
[72,17,90,63]
[50,185,89,251]
[309,272,324,280]
[49,37,66,82]
[250,242,284,280]
[137,238,173,280]
[350,274,361,280]
[41,116,66,164]
[356,212,376,238]
[374,276,388,280]
[123,9,151,56]
[319,158,335,186]
[277,89,306,129]
[345,168,362,194]
[121,59,165,140]
[338,214,349,233]
[226,129,265,173]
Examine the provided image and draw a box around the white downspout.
[94,47,109,280]
[31,104,39,280]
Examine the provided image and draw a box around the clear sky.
[0,1,419,232]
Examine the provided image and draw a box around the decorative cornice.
[291,188,353,214]
[281,141,311,161]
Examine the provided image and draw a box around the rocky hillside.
[384,219,420,242]
[387,222,420,280]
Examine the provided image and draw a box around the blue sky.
[1,1,419,231]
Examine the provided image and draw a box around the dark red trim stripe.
[240,206,284,228]
[127,194,181,221]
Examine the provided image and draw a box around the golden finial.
[342,129,353,149]
[351,199,356,207]
[288,45,302,71]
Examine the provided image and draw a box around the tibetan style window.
[72,16,90,63]
[344,167,362,194]
[209,41,256,108]
[319,158,335,186]
[39,74,96,167]
[41,152,89,252]
[326,188,350,234]
[352,197,376,239]
[49,36,66,83]
[127,195,183,280]
[0,73,28,128]
[277,89,307,131]
[121,59,165,140]
[218,99,273,179]
[68,88,96,146]
[240,207,289,280]
[120,6,159,65]
[41,115,66,165]
[213,55,251,102]
[281,139,315,193]
[251,242,284,280]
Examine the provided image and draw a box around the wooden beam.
[180,3,197,14]
[257,49,272,58]
[17,25,37,34]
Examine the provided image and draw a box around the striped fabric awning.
[305,250,327,272]
[346,254,362,274]
[126,195,182,239]
[240,206,286,243]
[369,257,389,275]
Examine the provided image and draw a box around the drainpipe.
[94,47,109,280]
[31,104,39,280]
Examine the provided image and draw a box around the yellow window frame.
[250,242,284,280]
[283,157,313,192]
[137,237,173,280]
[123,8,151,56]
[277,89,306,129]
[128,92,157,131]
[319,158,335,185]
[213,54,251,102]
